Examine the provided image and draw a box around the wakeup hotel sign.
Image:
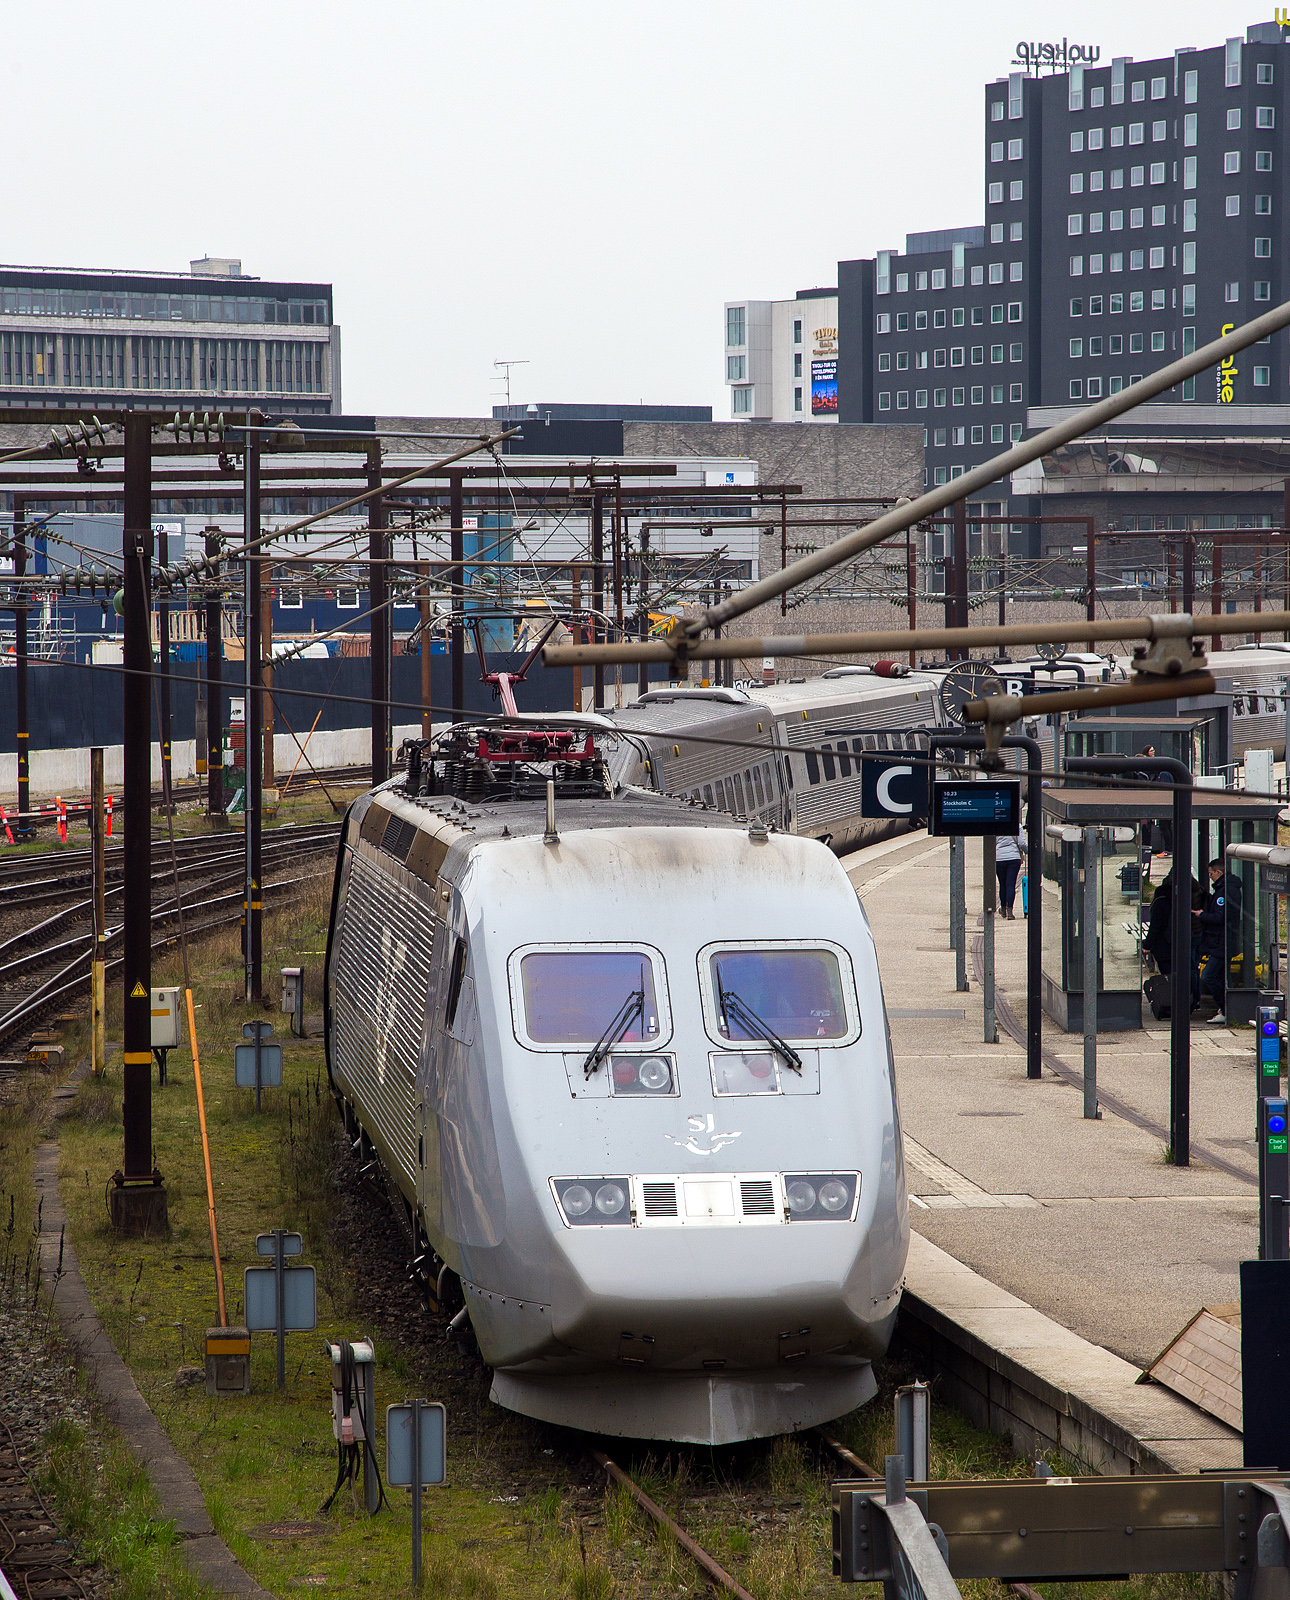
[1012,39,1101,73]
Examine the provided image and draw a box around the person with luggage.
[995,826,1026,919]
[1143,869,1174,976]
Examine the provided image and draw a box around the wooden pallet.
[1143,1302,1242,1432]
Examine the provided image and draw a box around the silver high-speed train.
[325,704,911,1445]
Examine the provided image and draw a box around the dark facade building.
[0,256,340,415]
[818,23,1290,556]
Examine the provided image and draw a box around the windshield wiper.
[715,966,803,1075]
[582,978,646,1079]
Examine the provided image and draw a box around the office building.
[0,255,340,415]
[726,22,1290,554]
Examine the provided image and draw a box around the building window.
[991,141,1004,162]
[1129,331,1144,353]
[1130,165,1144,186]
[933,468,948,486]
[1086,376,1103,398]
[1257,150,1273,172]
[990,385,1004,402]
[897,351,909,369]
[915,310,928,330]
[972,307,984,324]
[1127,206,1142,228]
[1149,162,1165,184]
[1225,151,1241,174]
[1010,179,1024,201]
[1070,379,1084,399]
[970,346,984,364]
[878,351,891,371]
[916,351,928,369]
[1129,122,1144,144]
[1257,195,1273,215]
[1226,37,1242,87]
[794,388,802,412]
[971,386,984,403]
[1070,297,1084,316]
[876,312,891,333]
[1151,205,1165,226]
[1006,303,1022,323]
[726,307,745,347]
[1255,365,1271,386]
[1071,131,1085,154]
[793,353,802,377]
[1108,376,1124,394]
[971,425,984,443]
[1151,76,1166,99]
[1184,69,1198,103]
[1256,281,1272,301]
[1183,156,1197,189]
[1257,237,1273,257]
[1010,424,1024,443]
[950,347,964,366]
[1148,247,1164,269]
[1068,213,1084,235]
[990,423,1005,443]
[336,590,360,610]
[1010,262,1023,282]
[1089,295,1104,314]
[915,389,928,408]
[987,263,1002,284]
[1007,138,1023,159]
[933,388,947,406]
[1109,333,1123,353]
[1009,382,1024,401]
[1112,61,1125,103]
[1089,252,1104,273]
[1129,290,1144,311]
[932,428,946,446]
[991,101,1004,120]
[1183,283,1196,315]
[1091,86,1105,108]
[1152,289,1166,309]
[990,222,1004,244]
[1183,199,1196,232]
[1070,338,1084,357]
[915,271,928,290]
[1109,292,1123,313]
[1089,129,1105,153]
[991,345,1004,363]
[727,355,746,381]
[1152,120,1166,142]
[988,181,1004,203]
[1184,113,1197,147]
[1226,195,1241,217]
[1258,63,1274,85]
[1225,281,1240,302]
[932,268,947,290]
[878,391,891,410]
[896,312,909,330]
[1070,255,1084,277]
[1258,106,1276,129]
[952,307,965,327]
[897,274,909,292]
[1183,240,1196,274]
[1009,343,1023,362]
[793,319,802,343]
[1009,222,1023,244]
[1151,331,1165,351]
[934,349,946,367]
[731,385,751,414]
[1111,126,1125,148]
[933,308,947,328]
[1129,250,1143,270]
[897,391,909,409]
[1086,211,1103,231]
[1131,80,1145,102]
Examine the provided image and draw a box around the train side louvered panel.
[332,843,434,1194]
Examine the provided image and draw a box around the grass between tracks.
[12,798,1222,1599]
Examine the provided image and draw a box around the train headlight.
[552,1176,633,1226]
[608,1053,676,1096]
[637,1057,672,1092]
[784,1173,859,1221]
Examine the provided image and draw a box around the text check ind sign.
[931,780,1021,837]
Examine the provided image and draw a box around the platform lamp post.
[244,414,263,1004]
[111,412,167,1233]
[12,499,29,837]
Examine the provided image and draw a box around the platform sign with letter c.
[860,758,929,820]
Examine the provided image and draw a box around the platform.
[845,830,1253,1470]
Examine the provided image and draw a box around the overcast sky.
[5,1,1272,419]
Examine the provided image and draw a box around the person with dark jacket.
[1195,858,1243,1023]
[1143,870,1174,975]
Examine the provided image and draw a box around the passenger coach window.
[710,949,850,1039]
[445,938,468,1027]
[520,951,661,1043]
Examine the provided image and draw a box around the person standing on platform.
[995,826,1026,920]
[1196,856,1243,1024]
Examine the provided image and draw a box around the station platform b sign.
[860,757,930,821]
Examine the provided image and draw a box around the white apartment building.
[723,288,838,423]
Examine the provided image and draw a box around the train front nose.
[547,1222,881,1367]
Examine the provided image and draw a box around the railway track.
[0,1418,100,1599]
[0,822,340,1059]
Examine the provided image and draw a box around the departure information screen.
[931,780,1022,837]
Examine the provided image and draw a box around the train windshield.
[520,951,662,1044]
[709,949,849,1040]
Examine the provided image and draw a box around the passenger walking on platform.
[1195,857,1243,1024]
[995,827,1026,919]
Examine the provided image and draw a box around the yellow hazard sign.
[130,981,147,999]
